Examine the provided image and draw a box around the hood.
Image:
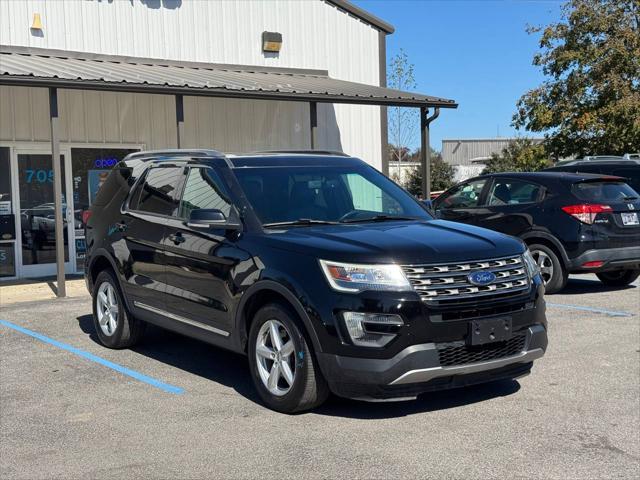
[261,219,525,264]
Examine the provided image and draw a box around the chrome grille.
[402,256,530,303]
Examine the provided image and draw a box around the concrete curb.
[0,279,88,306]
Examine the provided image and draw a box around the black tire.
[528,243,567,294]
[92,269,145,349]
[596,269,640,287]
[248,303,329,413]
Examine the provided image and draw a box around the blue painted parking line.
[546,303,634,318]
[0,319,184,394]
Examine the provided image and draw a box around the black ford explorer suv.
[84,150,547,413]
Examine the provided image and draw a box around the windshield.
[234,164,431,225]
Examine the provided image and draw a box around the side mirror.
[187,208,241,230]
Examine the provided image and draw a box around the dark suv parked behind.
[85,150,547,413]
[431,172,640,293]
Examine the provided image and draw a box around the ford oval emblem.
[468,270,496,286]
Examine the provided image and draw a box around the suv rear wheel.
[248,303,329,413]
[92,270,145,349]
[529,244,567,294]
[596,269,640,287]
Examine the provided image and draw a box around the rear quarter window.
[571,181,639,202]
[92,166,132,208]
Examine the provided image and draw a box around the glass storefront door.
[0,147,17,278]
[16,150,75,278]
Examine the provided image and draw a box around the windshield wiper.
[340,215,422,224]
[263,219,340,228]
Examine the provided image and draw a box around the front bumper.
[317,324,547,400]
[567,246,640,272]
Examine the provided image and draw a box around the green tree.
[405,149,455,197]
[483,138,550,174]
[514,0,640,157]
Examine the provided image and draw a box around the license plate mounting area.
[468,317,513,346]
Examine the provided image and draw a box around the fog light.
[342,312,403,347]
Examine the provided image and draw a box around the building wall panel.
[0,0,384,169]
[0,86,346,154]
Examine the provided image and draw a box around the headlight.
[522,249,540,278]
[319,260,411,293]
[342,312,404,347]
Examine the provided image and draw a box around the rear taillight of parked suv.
[561,204,612,224]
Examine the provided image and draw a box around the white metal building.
[442,138,544,167]
[0,0,455,282]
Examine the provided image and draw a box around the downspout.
[420,106,440,199]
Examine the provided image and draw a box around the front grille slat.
[405,263,524,279]
[411,269,527,290]
[403,256,530,303]
[437,332,527,367]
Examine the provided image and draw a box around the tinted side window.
[179,168,232,219]
[436,179,487,209]
[487,179,542,206]
[133,167,184,216]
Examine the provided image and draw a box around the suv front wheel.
[248,303,329,413]
[596,269,640,287]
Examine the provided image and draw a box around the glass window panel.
[179,168,231,219]
[0,243,15,277]
[437,179,487,209]
[136,167,184,216]
[70,148,137,273]
[235,165,428,224]
[487,179,542,206]
[18,154,69,266]
[0,147,11,213]
[70,148,138,227]
[0,147,15,277]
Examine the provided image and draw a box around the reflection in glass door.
[17,153,74,277]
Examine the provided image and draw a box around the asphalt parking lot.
[1,274,639,479]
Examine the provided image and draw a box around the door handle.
[169,232,185,245]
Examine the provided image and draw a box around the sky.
[353,0,564,151]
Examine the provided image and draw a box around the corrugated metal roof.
[0,46,456,108]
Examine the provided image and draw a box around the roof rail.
[124,149,225,161]
[252,149,351,157]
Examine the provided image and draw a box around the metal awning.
[0,46,457,108]
[1,45,455,296]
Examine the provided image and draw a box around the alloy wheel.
[96,281,119,336]
[531,249,554,285]
[255,319,296,396]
